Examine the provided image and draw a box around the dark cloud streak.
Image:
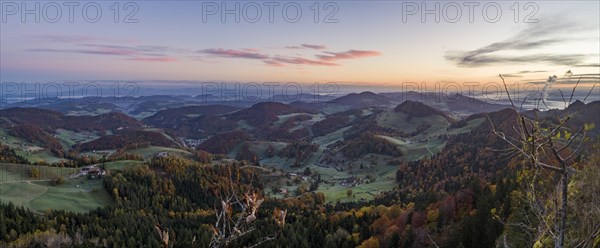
[445,21,598,67]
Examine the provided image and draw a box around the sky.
[1,1,599,90]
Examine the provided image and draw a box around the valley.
[1,92,501,206]
[1,91,598,247]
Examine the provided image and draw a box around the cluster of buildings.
[77,165,106,179]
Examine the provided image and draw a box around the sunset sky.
[1,1,599,88]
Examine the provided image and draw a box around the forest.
[2,137,596,247]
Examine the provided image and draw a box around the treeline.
[312,114,352,137]
[9,124,64,157]
[368,178,508,248]
[279,114,312,129]
[341,133,402,159]
[236,142,258,163]
[395,109,517,195]
[0,143,29,164]
[197,130,251,155]
[343,115,395,141]
[278,141,319,165]
[266,127,310,141]
[76,131,178,152]
[2,152,596,247]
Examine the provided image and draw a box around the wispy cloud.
[27,37,181,62]
[27,35,381,66]
[34,34,134,44]
[525,73,600,84]
[445,21,598,67]
[267,56,338,66]
[317,50,382,61]
[27,48,137,56]
[199,48,269,60]
[129,57,178,62]
[286,44,327,50]
[200,47,381,67]
[573,64,600,68]
[501,70,548,78]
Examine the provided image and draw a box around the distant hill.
[523,100,600,137]
[0,107,142,132]
[67,112,142,132]
[10,124,64,156]
[142,102,316,141]
[76,130,179,152]
[197,130,252,154]
[0,108,64,130]
[328,91,391,108]
[27,101,120,115]
[4,97,124,115]
[394,100,455,123]
[227,102,313,127]
[341,133,403,158]
[143,105,239,128]
[380,92,508,115]
[312,109,365,137]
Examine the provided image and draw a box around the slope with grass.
[0,178,112,214]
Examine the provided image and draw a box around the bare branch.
[568,76,582,104]
[558,89,567,109]
[583,84,597,103]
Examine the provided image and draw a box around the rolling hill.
[327,91,391,108]
[0,108,142,133]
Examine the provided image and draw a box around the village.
[69,165,106,179]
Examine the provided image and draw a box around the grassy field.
[0,177,113,214]
[313,126,351,146]
[28,178,113,213]
[264,160,400,203]
[1,128,71,164]
[261,149,402,203]
[247,141,288,159]
[126,146,192,160]
[16,150,66,164]
[80,150,117,159]
[55,128,99,149]
[377,135,441,161]
[0,163,78,183]
[0,128,26,146]
[101,160,144,171]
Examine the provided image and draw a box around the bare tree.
[155,224,173,248]
[489,74,595,248]
[209,168,286,248]
[155,166,286,248]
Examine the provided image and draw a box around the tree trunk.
[556,171,568,248]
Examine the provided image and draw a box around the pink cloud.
[129,57,178,62]
[242,48,260,52]
[263,60,285,67]
[28,43,181,62]
[35,34,134,44]
[28,48,136,56]
[267,56,339,66]
[317,50,382,61]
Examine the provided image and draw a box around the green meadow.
[0,176,112,214]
